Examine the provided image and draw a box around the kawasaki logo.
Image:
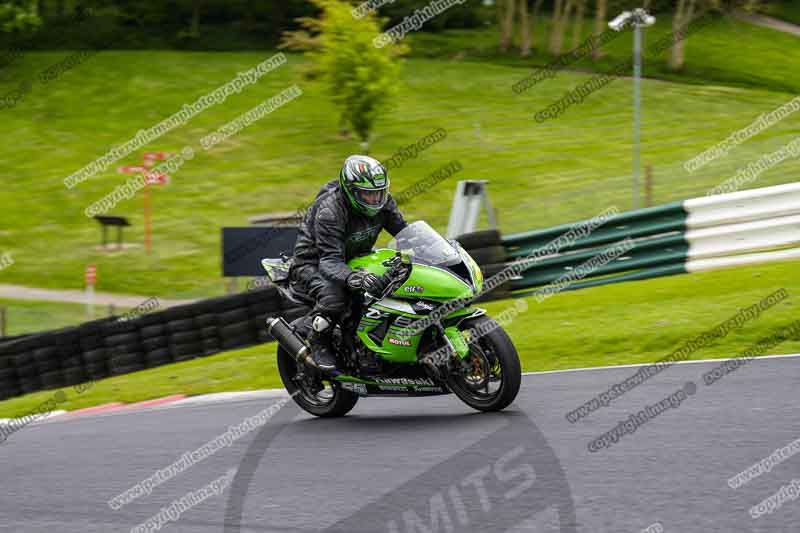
[375,377,435,386]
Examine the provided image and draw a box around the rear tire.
[447,316,521,412]
[276,347,358,417]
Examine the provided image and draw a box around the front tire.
[446,316,521,412]
[276,346,359,417]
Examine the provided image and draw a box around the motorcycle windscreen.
[388,221,461,267]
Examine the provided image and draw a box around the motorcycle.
[262,221,521,417]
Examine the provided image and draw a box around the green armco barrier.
[484,181,800,297]
[503,201,687,256]
[509,246,689,289]
[507,232,689,274]
[511,263,689,298]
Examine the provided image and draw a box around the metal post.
[143,180,152,254]
[645,164,653,207]
[633,24,642,210]
[86,285,94,318]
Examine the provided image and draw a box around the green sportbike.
[263,221,521,417]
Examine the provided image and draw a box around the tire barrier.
[0,287,307,402]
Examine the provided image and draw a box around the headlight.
[457,245,483,293]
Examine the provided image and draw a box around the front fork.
[418,310,483,379]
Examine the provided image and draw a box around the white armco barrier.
[680,181,800,272]
[686,214,800,259]
[687,247,800,273]
[684,182,800,229]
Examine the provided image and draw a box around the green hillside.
[1,31,798,298]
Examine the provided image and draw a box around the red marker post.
[85,264,96,318]
[117,152,171,255]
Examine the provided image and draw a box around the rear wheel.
[446,316,521,412]
[276,346,358,417]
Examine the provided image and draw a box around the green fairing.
[348,249,479,363]
[349,249,474,301]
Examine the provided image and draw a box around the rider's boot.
[308,315,337,372]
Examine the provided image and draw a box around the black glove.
[346,271,385,295]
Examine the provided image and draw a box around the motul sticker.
[387,337,412,346]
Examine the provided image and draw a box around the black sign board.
[221,226,299,277]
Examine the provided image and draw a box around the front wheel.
[276,346,359,417]
[446,316,521,412]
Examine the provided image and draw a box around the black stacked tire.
[219,307,256,350]
[32,346,60,375]
[0,363,19,400]
[17,357,42,392]
[82,344,111,380]
[198,325,220,355]
[466,245,507,266]
[142,336,169,352]
[140,324,166,338]
[195,314,217,329]
[168,317,202,362]
[455,230,502,250]
[40,370,66,389]
[105,331,145,375]
[145,348,172,367]
[62,366,87,386]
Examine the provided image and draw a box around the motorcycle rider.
[290,155,408,372]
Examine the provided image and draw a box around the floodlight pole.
[610,8,654,211]
[633,23,642,210]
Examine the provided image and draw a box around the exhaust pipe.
[267,317,318,369]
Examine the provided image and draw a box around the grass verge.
[0,260,796,419]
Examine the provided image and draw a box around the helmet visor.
[353,186,386,209]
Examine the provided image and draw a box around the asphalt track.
[3,355,799,533]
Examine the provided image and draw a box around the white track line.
[167,390,288,407]
[10,353,799,428]
[521,352,800,376]
[0,409,66,424]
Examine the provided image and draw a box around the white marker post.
[85,264,96,318]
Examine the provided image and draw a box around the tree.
[0,1,41,33]
[669,0,697,70]
[281,0,404,151]
[518,0,529,56]
[571,0,586,49]
[592,0,607,60]
[500,0,516,52]
[519,0,545,57]
[549,0,575,55]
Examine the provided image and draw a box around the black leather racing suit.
[290,179,407,323]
